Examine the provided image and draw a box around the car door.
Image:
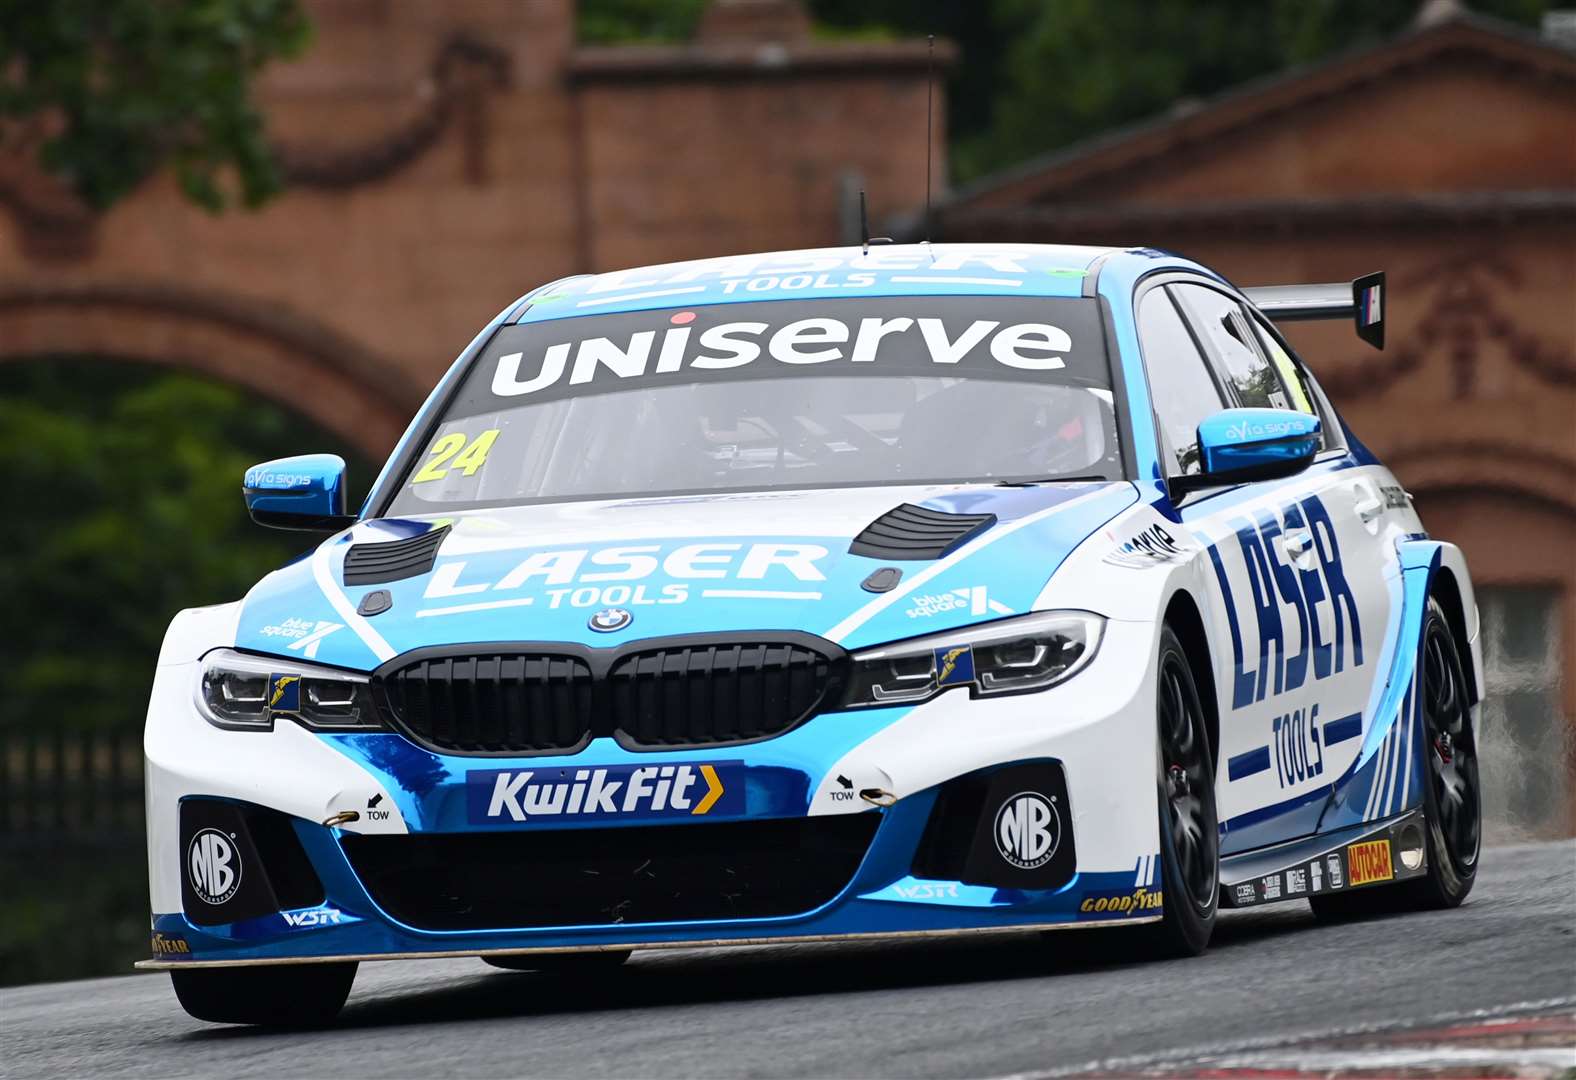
[1240,308,1402,833]
[1164,281,1391,855]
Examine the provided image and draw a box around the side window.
[1245,313,1341,449]
[1246,316,1316,415]
[1170,284,1288,410]
[1136,288,1227,476]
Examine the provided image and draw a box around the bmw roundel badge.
[589,607,633,633]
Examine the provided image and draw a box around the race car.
[141,243,1484,1026]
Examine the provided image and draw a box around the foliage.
[3,0,1548,208]
[579,0,1553,182]
[956,0,1553,180]
[578,0,709,43]
[0,0,311,210]
[0,847,147,986]
[0,360,372,734]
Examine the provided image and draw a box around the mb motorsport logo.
[994,791,1060,870]
[468,761,745,824]
[187,828,242,906]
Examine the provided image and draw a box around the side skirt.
[1219,808,1428,909]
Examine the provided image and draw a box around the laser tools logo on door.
[466,761,746,825]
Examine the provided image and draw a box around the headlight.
[197,649,380,732]
[840,610,1104,709]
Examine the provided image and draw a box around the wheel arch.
[1427,566,1479,707]
[1163,589,1219,770]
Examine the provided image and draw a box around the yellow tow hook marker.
[322,810,360,828]
[860,788,897,807]
[692,764,725,815]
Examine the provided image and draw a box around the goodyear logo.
[1079,887,1163,919]
[268,674,301,714]
[935,645,975,687]
[467,762,744,824]
[1347,839,1394,886]
[150,932,190,956]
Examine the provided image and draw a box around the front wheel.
[1145,625,1219,957]
[170,962,356,1026]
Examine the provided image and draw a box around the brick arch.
[1386,441,1576,517]
[0,282,424,462]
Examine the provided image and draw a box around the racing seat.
[896,381,1112,481]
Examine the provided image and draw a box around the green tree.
[0,360,373,733]
[578,0,709,43]
[0,360,375,984]
[578,1,1552,182]
[958,0,1552,179]
[0,0,311,210]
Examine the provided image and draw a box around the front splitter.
[134,914,1162,970]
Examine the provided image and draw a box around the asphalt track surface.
[4,840,1573,1079]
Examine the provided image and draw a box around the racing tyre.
[1312,597,1480,919]
[170,962,357,1026]
[484,949,632,974]
[1145,625,1219,957]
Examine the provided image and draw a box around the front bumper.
[141,620,1166,968]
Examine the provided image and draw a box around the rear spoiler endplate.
[1244,271,1385,350]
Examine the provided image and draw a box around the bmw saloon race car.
[142,244,1484,1025]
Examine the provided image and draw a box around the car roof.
[510,243,1124,324]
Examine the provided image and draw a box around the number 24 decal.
[411,429,499,484]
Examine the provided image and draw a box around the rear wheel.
[484,949,631,974]
[1145,625,1219,956]
[1311,596,1480,919]
[170,962,356,1026]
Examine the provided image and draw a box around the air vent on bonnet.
[343,525,451,586]
[848,504,996,561]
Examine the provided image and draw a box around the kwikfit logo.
[466,762,743,824]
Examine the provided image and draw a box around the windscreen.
[387,296,1119,514]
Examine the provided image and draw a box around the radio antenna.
[924,33,935,245]
[859,188,891,255]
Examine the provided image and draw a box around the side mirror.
[243,454,356,531]
[1176,408,1320,494]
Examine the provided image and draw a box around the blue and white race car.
[142,244,1484,1025]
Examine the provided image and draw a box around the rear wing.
[1243,270,1385,350]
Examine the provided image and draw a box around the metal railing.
[1,729,144,842]
[0,728,147,985]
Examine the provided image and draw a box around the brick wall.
[0,0,945,460]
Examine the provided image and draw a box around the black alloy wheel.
[1148,625,1219,956]
[1421,602,1481,881]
